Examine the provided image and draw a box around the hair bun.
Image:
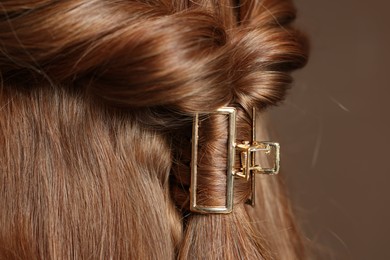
[0,1,307,116]
[0,2,234,113]
[85,11,233,112]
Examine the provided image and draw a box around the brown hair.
[0,0,308,259]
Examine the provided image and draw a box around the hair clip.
[190,107,280,214]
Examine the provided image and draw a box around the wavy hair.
[0,0,308,259]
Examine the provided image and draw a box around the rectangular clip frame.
[190,107,281,212]
[190,107,236,214]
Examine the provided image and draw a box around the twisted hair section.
[0,0,308,259]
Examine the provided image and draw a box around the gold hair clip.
[190,107,280,214]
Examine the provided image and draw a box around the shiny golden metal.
[190,107,236,214]
[190,107,280,213]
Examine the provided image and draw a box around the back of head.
[0,0,308,259]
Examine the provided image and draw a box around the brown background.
[271,0,390,259]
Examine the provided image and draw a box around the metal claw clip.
[190,107,280,214]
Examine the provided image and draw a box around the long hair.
[0,0,308,259]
